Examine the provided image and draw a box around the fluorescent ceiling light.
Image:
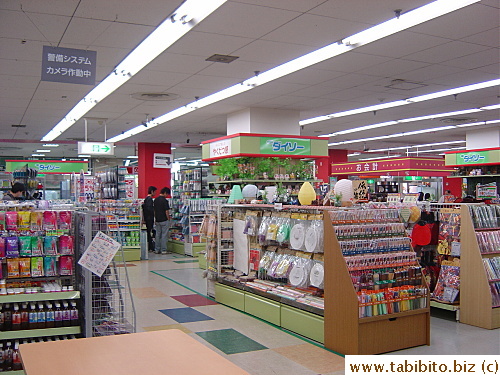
[368,140,466,153]
[359,155,402,161]
[480,104,500,110]
[408,147,466,154]
[31,154,45,157]
[105,0,480,142]
[126,156,139,159]
[41,0,227,141]
[42,144,59,147]
[124,159,131,166]
[35,149,51,153]
[305,80,500,126]
[78,154,91,157]
[347,152,361,156]
[176,157,187,160]
[456,119,500,128]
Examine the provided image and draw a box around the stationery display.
[432,260,460,303]
[483,256,500,280]
[468,205,500,229]
[329,209,400,225]
[338,237,412,256]
[476,230,500,254]
[334,223,406,240]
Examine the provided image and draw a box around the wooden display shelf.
[459,205,500,329]
[323,214,430,355]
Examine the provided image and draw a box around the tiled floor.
[126,253,499,375]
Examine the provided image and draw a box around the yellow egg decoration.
[298,182,316,205]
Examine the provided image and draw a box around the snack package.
[7,258,20,278]
[19,258,31,277]
[5,236,19,258]
[44,236,58,255]
[44,256,58,277]
[18,211,31,230]
[19,236,32,257]
[58,211,72,231]
[31,236,44,256]
[0,211,5,231]
[0,237,5,258]
[43,211,58,231]
[30,211,43,231]
[5,211,18,231]
[59,235,74,255]
[59,256,73,276]
[31,257,44,277]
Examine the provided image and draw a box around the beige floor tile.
[273,344,345,373]
[132,287,168,298]
[143,324,192,334]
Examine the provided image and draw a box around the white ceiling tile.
[442,48,500,70]
[398,64,465,83]
[461,27,500,48]
[475,62,500,75]
[87,21,153,49]
[361,58,430,78]
[146,52,214,75]
[430,69,499,87]
[196,59,274,80]
[277,68,345,86]
[126,70,192,90]
[314,52,392,74]
[232,39,315,66]
[0,0,79,16]
[230,0,325,13]
[404,41,488,64]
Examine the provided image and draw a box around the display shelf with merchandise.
[459,204,500,329]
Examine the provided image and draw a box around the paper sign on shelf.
[78,231,121,277]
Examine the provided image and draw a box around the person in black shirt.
[2,182,25,201]
[142,186,157,252]
[153,187,171,254]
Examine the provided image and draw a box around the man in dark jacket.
[2,182,25,201]
[153,187,171,254]
[142,186,157,252]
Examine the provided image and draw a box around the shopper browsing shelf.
[2,182,25,201]
[142,186,157,252]
[153,187,171,254]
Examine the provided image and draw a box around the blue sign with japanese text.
[41,46,96,85]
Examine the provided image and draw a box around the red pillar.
[315,157,329,183]
[329,149,349,180]
[443,176,462,198]
[138,142,171,199]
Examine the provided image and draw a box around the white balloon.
[334,179,354,201]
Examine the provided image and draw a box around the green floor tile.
[173,259,199,264]
[196,328,267,355]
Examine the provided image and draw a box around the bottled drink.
[4,304,12,331]
[4,342,12,371]
[37,303,46,329]
[70,301,79,326]
[62,302,71,327]
[12,341,22,371]
[11,304,21,331]
[0,305,5,331]
[54,302,63,328]
[45,302,55,328]
[20,303,29,330]
[28,303,38,330]
[0,342,5,371]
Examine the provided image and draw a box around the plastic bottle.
[0,279,7,295]
[20,303,29,330]
[62,302,71,327]
[45,302,55,328]
[11,304,21,331]
[28,303,38,329]
[37,303,46,329]
[4,342,12,371]
[54,302,63,328]
[0,305,4,331]
[0,342,4,371]
[70,301,79,326]
[4,304,12,331]
[12,341,22,370]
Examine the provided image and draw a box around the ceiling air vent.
[440,117,477,124]
[131,92,179,101]
[205,54,239,63]
[384,79,427,90]
[11,124,26,128]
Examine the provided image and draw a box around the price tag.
[274,202,283,210]
[451,241,461,257]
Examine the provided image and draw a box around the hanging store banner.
[6,160,88,174]
[41,46,97,85]
[331,157,452,177]
[445,147,500,166]
[201,133,328,161]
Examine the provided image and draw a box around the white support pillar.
[466,128,500,149]
[227,108,300,135]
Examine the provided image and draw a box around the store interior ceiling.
[0,0,499,164]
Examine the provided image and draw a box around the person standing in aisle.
[142,186,157,253]
[2,182,26,201]
[153,187,171,254]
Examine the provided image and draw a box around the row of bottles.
[0,335,77,372]
[0,301,78,331]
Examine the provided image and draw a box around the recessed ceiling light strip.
[106,0,480,142]
[41,0,227,141]
[368,140,466,153]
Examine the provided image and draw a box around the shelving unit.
[459,205,500,329]
[96,166,128,200]
[323,209,430,355]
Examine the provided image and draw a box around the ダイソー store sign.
[445,148,500,166]
[209,139,231,158]
[41,46,97,85]
[6,160,88,174]
[260,137,310,156]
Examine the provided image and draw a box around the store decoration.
[399,207,411,222]
[409,206,421,223]
[227,185,244,204]
[264,186,277,203]
[242,184,258,199]
[298,182,316,205]
[334,179,354,202]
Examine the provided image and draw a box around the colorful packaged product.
[43,211,58,231]
[58,211,72,231]
[31,257,44,277]
[0,211,5,231]
[44,256,58,277]
[5,236,19,258]
[30,211,43,231]
[7,258,20,278]
[19,236,32,257]
[31,236,43,256]
[5,211,18,231]
[19,258,31,277]
[59,235,74,255]
[59,256,73,276]
[17,211,31,230]
[0,237,5,258]
[43,236,58,255]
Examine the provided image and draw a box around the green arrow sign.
[78,141,114,156]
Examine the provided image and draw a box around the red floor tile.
[171,294,218,307]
